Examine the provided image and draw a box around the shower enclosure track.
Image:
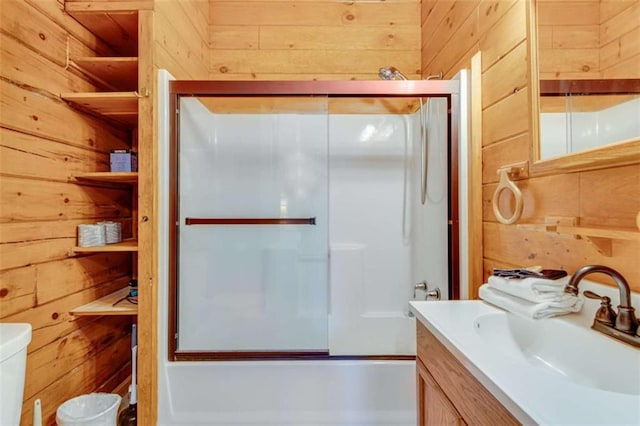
[169,79,461,360]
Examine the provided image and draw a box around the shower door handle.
[185,217,316,225]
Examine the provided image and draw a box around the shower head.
[424,72,444,80]
[378,66,408,81]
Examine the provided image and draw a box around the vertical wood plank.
[139,8,157,426]
[469,52,484,298]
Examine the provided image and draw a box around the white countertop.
[409,281,640,426]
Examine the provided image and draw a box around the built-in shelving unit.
[72,239,138,253]
[64,2,142,56]
[64,2,142,318]
[71,286,138,316]
[60,92,139,126]
[63,0,149,421]
[72,171,138,183]
[69,57,138,91]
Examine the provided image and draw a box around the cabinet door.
[417,359,465,426]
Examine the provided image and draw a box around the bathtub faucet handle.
[413,281,427,299]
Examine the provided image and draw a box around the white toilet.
[0,323,32,426]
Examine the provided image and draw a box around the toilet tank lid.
[0,323,32,362]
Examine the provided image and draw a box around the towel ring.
[492,167,524,225]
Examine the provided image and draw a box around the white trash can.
[56,393,121,426]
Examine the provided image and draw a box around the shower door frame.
[168,80,461,361]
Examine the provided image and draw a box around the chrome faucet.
[565,265,640,347]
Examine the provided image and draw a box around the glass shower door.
[175,96,329,354]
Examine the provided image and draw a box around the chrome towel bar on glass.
[185,217,316,225]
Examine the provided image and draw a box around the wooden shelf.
[72,172,138,184]
[69,57,138,91]
[61,92,139,126]
[72,239,138,253]
[71,286,138,316]
[518,223,640,240]
[517,223,640,256]
[64,1,149,56]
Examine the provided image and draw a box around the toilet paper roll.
[77,224,106,247]
[98,221,122,244]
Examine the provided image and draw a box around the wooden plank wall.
[600,0,640,78]
[138,1,210,424]
[537,0,640,80]
[153,0,209,80]
[421,0,640,298]
[208,0,421,80]
[0,1,133,424]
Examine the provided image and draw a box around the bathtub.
[157,71,417,425]
[158,360,416,425]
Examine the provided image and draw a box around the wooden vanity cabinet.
[417,358,465,425]
[416,322,520,426]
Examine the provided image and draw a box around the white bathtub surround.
[161,360,415,425]
[410,280,640,425]
[157,71,470,425]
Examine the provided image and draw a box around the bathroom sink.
[473,312,640,395]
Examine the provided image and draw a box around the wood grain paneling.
[258,25,420,51]
[209,0,421,80]
[147,3,210,424]
[211,49,421,76]
[600,26,640,71]
[0,129,112,181]
[599,0,640,45]
[477,0,519,35]
[0,267,37,319]
[423,0,640,298]
[579,164,640,229]
[479,0,526,71]
[210,1,420,26]
[416,359,464,425]
[537,1,600,26]
[210,25,259,49]
[482,132,530,184]
[138,8,157,425]
[0,2,132,424]
[536,1,601,79]
[482,40,528,108]
[552,25,600,49]
[482,87,530,145]
[422,6,478,78]
[154,1,208,79]
[537,0,640,80]
[0,79,130,152]
[483,222,639,292]
[599,0,640,78]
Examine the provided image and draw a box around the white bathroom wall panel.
[410,99,449,303]
[177,98,330,352]
[328,110,449,356]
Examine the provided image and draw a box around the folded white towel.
[479,284,583,319]
[487,275,570,303]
